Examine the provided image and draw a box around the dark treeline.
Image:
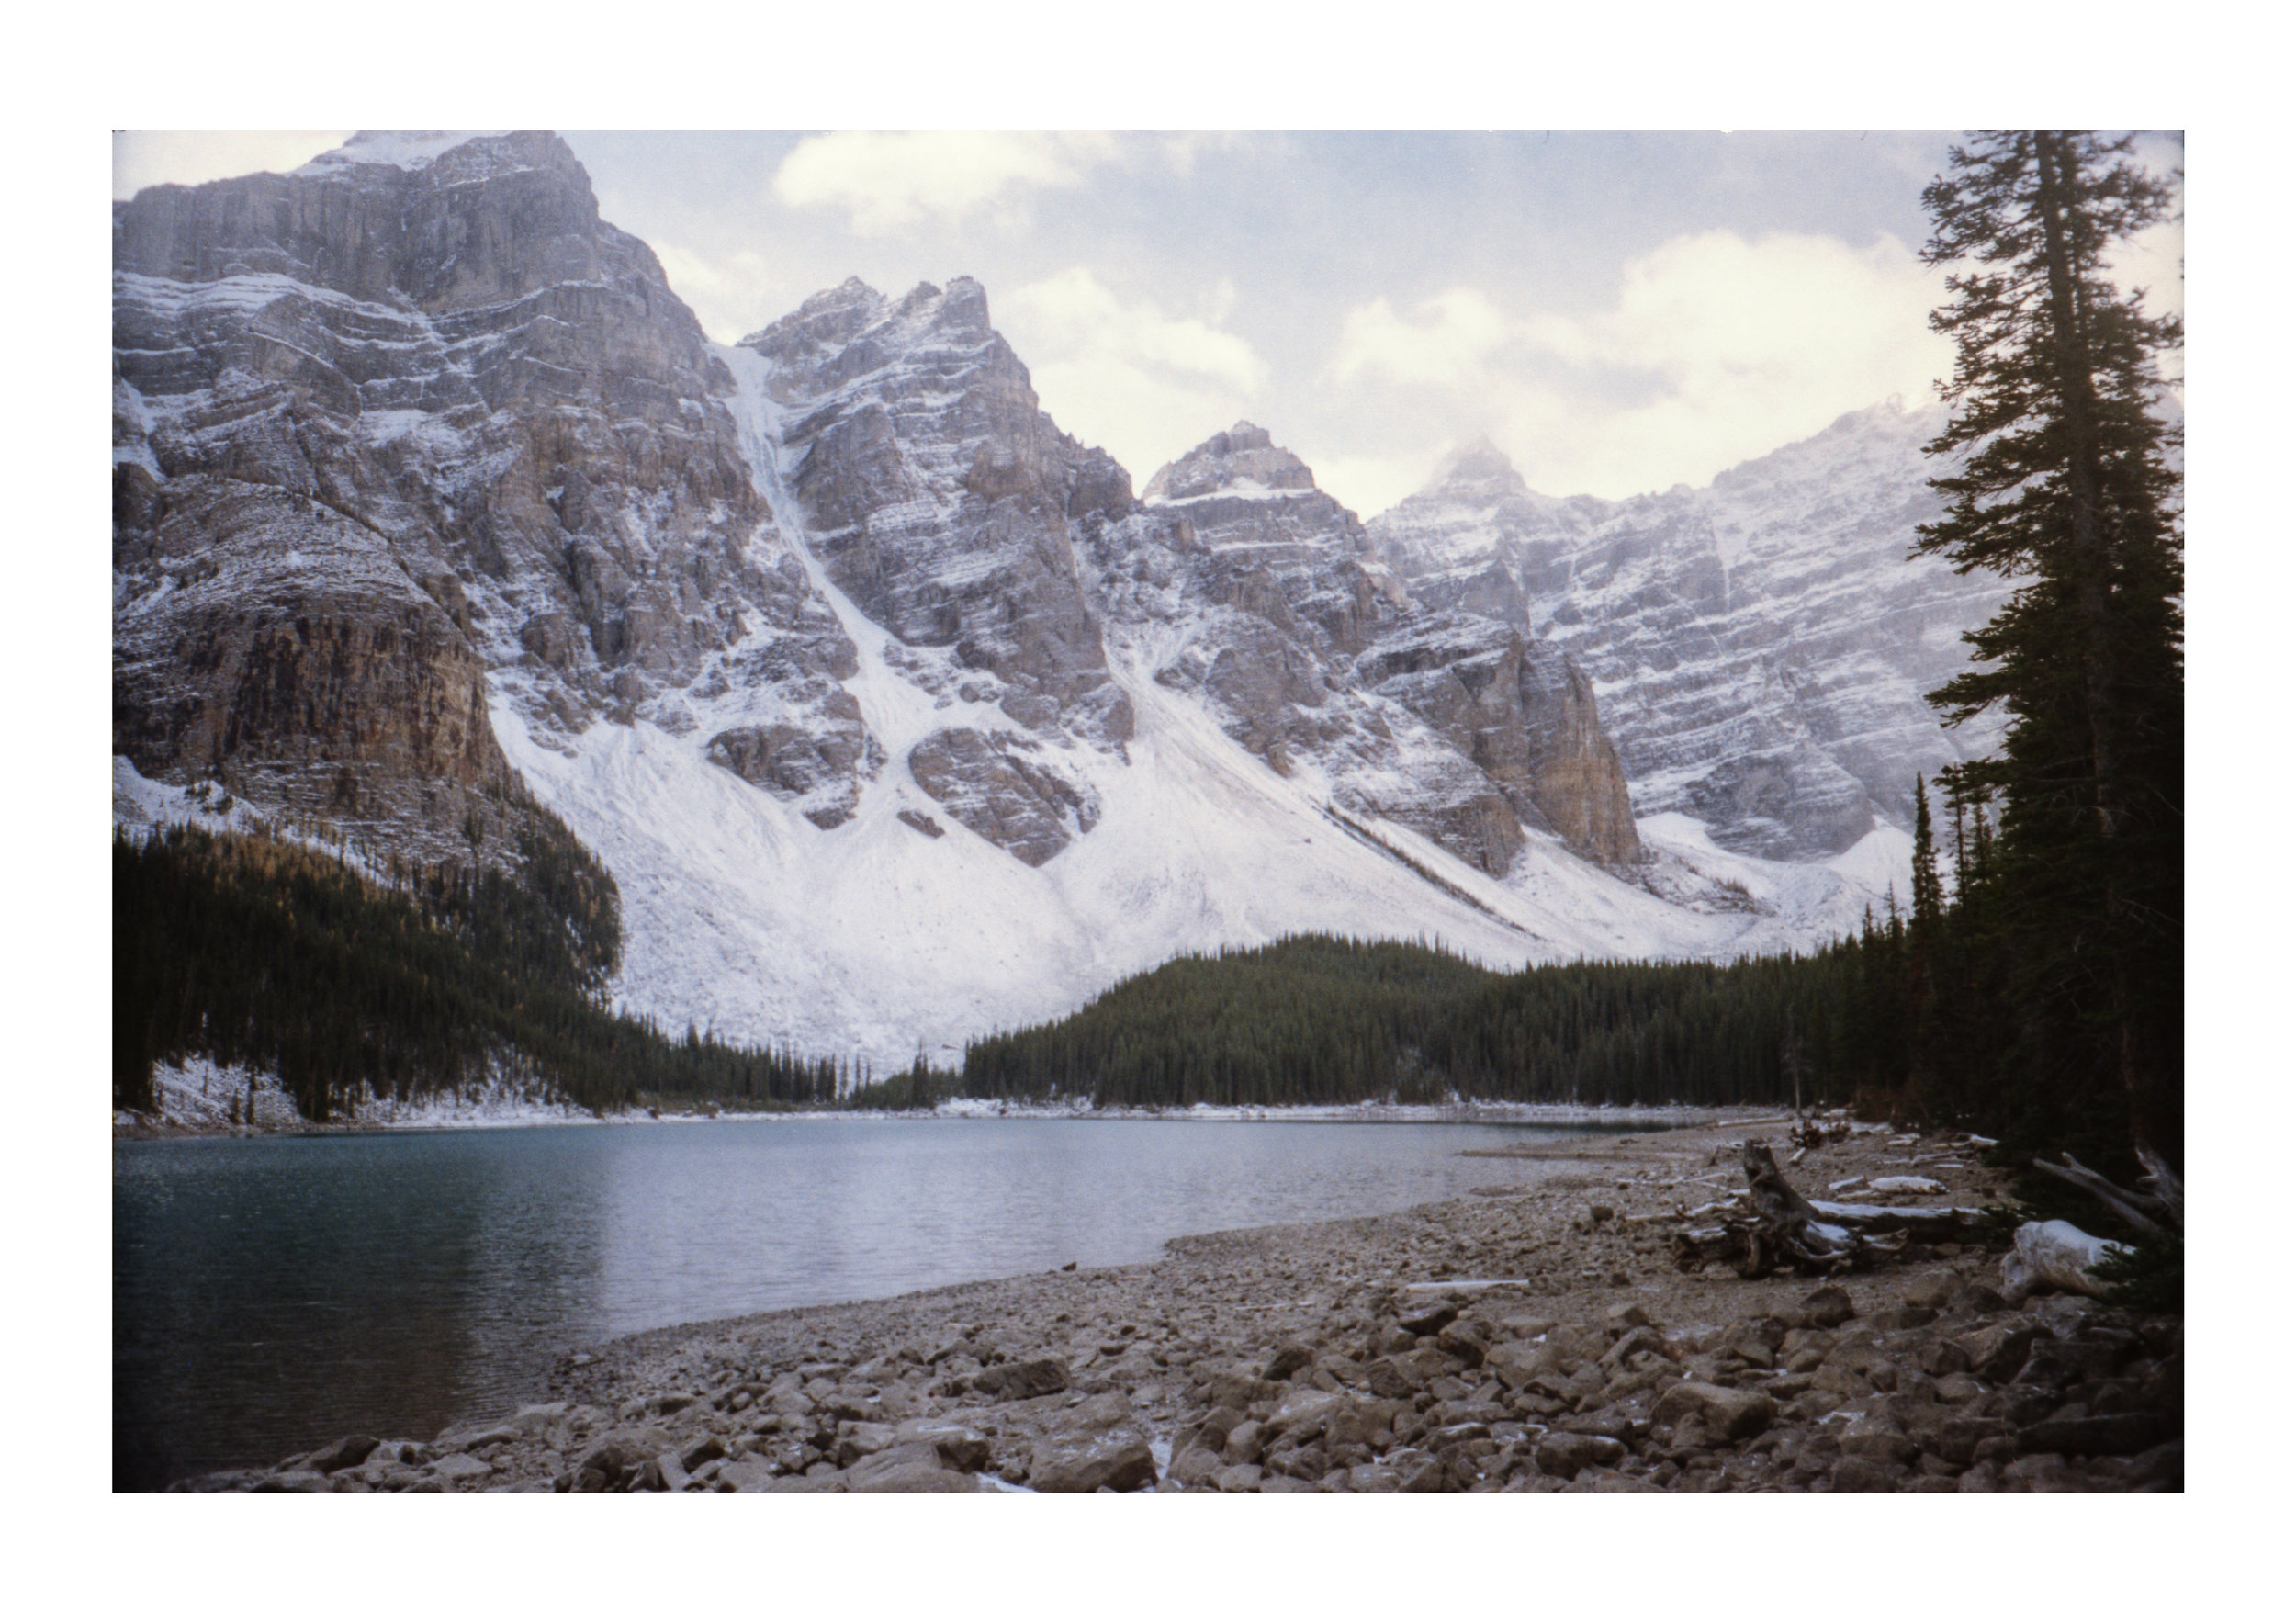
[114,824,844,1120]
[958,935,1875,1111]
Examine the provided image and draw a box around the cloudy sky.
[112,129,2182,517]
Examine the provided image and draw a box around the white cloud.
[999,267,1266,482]
[647,241,778,344]
[1325,231,1953,499]
[113,131,352,199]
[1332,288,1522,387]
[772,132,1117,233]
[1308,451,1450,523]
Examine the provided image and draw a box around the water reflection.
[114,1132,610,1490]
[117,1118,1615,1488]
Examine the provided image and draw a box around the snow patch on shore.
[118,1054,608,1135]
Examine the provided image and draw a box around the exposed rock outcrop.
[737,276,1134,860]
[1370,414,2008,860]
[111,130,863,859]
[1089,423,1639,871]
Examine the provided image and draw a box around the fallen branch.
[2134,1145,2185,1230]
[2031,1155,2171,1241]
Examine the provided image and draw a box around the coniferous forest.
[113,822,844,1120]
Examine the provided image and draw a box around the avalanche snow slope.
[493,348,1841,1072]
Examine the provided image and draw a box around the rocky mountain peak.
[292,130,520,177]
[1370,398,2005,861]
[113,128,647,321]
[1430,434,1525,490]
[1142,422,1319,505]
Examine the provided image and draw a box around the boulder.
[1535,1431,1626,1478]
[1364,1357,1421,1401]
[304,1435,379,1474]
[1435,1322,1488,1367]
[1956,1319,2043,1383]
[1029,1396,1156,1493]
[1168,1447,1224,1487]
[846,1448,982,1493]
[1398,1300,1459,1336]
[970,1357,1070,1401]
[717,1459,782,1492]
[1262,1344,1316,1382]
[1840,1414,1918,1465]
[1266,1389,1342,1443]
[1481,1340,1545,1391]
[2014,1413,2163,1460]
[1650,1382,1777,1443]
[1794,1285,1856,1329]
[895,1418,992,1474]
[1829,1456,1906,1492]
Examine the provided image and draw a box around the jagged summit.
[1143,421,1320,504]
[1430,434,1526,490]
[292,130,516,176]
[1368,398,2003,862]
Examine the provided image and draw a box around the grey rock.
[303,1435,378,1474]
[1795,1285,1857,1330]
[1370,409,2006,862]
[969,1357,1069,1401]
[846,1447,982,1493]
[1534,1431,1627,1478]
[1262,1343,1316,1382]
[2015,1413,2163,1460]
[1029,1395,1156,1493]
[1829,1456,1907,1493]
[894,1418,992,1475]
[1651,1381,1777,1442]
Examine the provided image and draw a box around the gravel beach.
[173,1116,2183,1493]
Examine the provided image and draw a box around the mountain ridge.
[113,130,1971,1070]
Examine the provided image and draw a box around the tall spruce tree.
[1917,131,2183,1164]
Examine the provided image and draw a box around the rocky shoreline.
[170,1118,2183,1493]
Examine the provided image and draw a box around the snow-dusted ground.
[118,1054,1750,1135]
[119,1056,613,1135]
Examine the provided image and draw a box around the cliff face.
[1085,423,1638,871]
[1370,411,2008,860]
[734,277,1132,862]
[111,130,861,855]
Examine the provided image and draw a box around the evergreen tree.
[1917,131,2183,1163]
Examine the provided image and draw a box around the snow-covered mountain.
[1370,412,2009,860]
[112,131,1971,1070]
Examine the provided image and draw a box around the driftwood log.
[2004,1144,2180,1301]
[1672,1140,1986,1279]
[2003,1219,2127,1299]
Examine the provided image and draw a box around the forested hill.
[958,935,1882,1110]
[114,825,846,1120]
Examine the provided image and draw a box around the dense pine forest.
[958,935,1879,1111]
[114,823,845,1120]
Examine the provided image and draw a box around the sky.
[112,129,2183,518]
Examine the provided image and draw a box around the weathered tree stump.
[1671,1139,1984,1278]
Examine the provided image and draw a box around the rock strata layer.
[112,130,862,859]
